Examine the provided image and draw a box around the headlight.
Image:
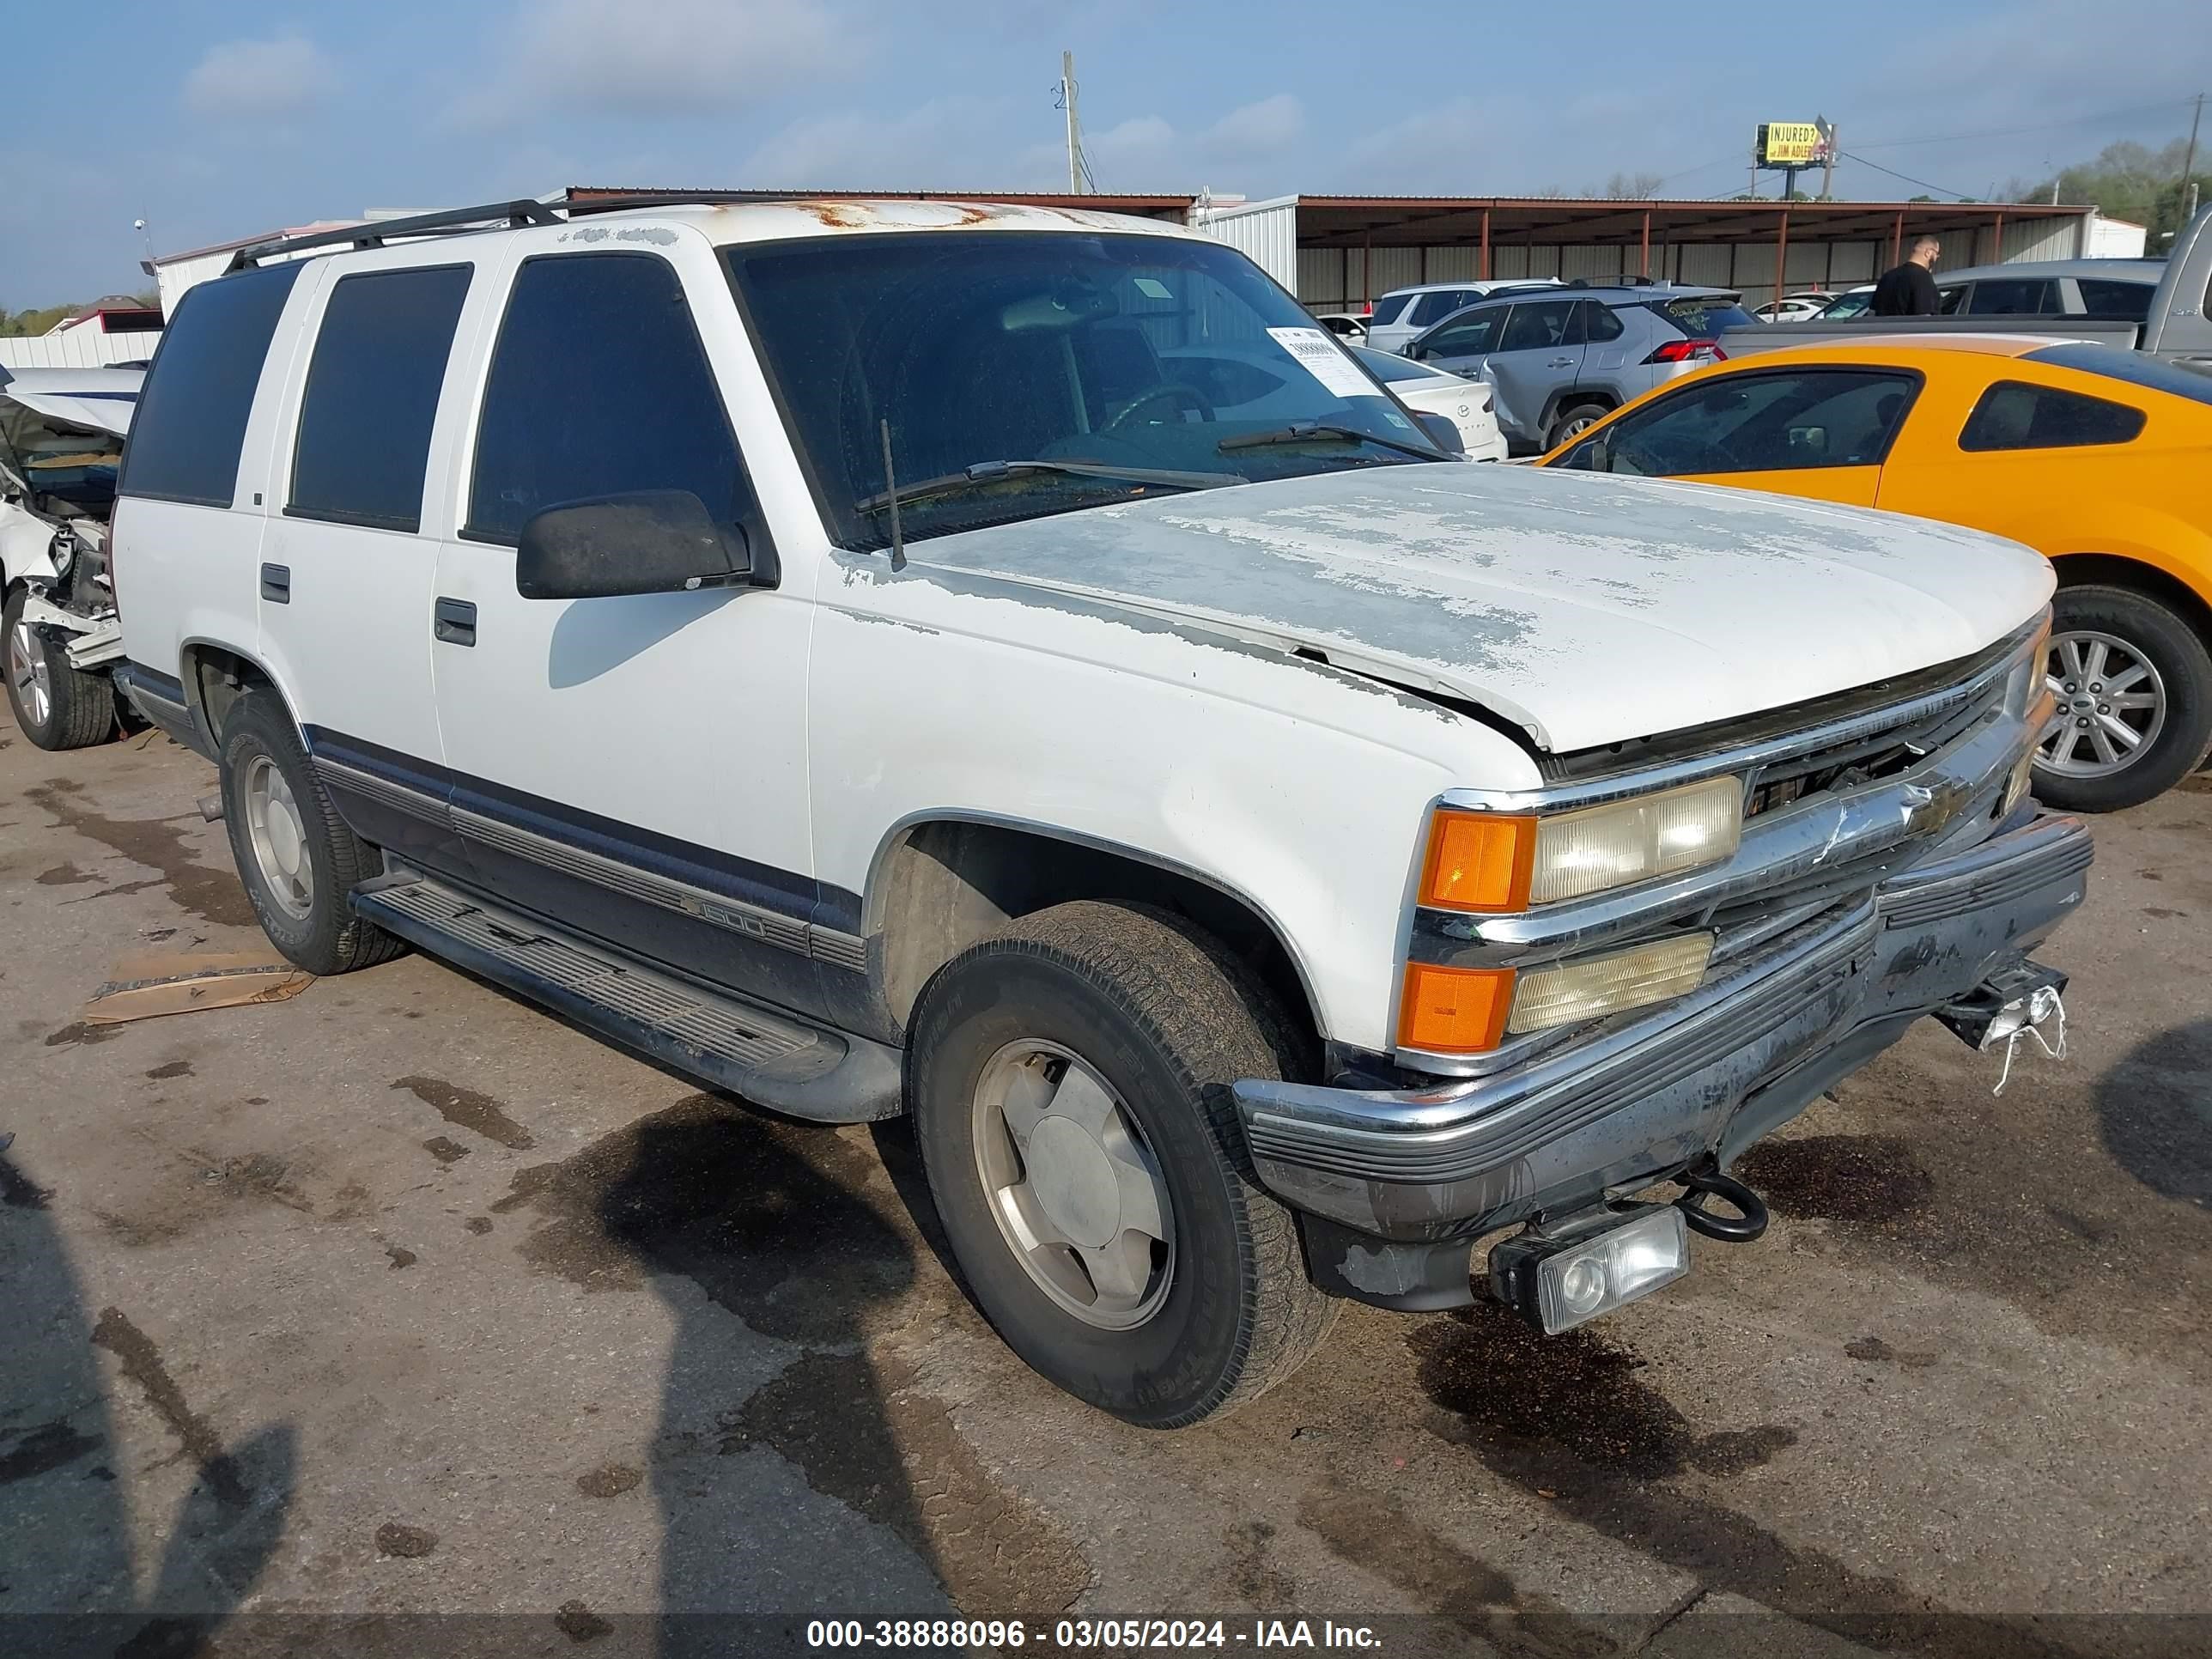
[1419,776,1741,913]
[2004,613,2053,719]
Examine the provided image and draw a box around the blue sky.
[6,0,2203,305]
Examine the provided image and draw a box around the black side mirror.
[1413,411,1466,456]
[515,491,770,600]
[1405,343,1428,362]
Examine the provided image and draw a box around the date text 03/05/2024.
[805,1619,1382,1649]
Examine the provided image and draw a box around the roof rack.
[222,191,823,272]
[227,198,560,270]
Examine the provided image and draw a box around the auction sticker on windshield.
[1267,328,1383,399]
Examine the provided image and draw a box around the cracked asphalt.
[2,727,2208,1658]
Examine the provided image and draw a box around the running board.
[351,871,902,1122]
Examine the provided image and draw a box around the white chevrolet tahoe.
[111,197,2091,1427]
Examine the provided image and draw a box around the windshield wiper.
[1217,422,1445,462]
[854,458,1243,516]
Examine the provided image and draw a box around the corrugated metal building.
[143,188,2137,320]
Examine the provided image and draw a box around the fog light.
[1490,1206,1691,1334]
[1507,933,1712,1034]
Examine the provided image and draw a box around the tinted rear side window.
[119,261,303,507]
[1367,294,1411,327]
[289,265,472,532]
[1963,277,2055,315]
[465,253,750,544]
[2073,278,2154,321]
[1410,290,1475,325]
[1959,380,2147,451]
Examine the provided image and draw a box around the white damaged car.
[3,365,139,747]
[112,198,2088,1425]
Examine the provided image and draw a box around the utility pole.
[1062,52,1088,195]
[1820,120,1837,200]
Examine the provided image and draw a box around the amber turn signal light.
[1398,962,1515,1054]
[1419,810,1535,913]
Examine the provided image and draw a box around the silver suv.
[1403,285,1758,451]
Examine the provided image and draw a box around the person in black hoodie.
[1873,235,1944,315]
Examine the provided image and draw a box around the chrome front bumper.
[1235,809,2092,1243]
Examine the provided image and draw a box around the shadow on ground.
[2095,1018,2212,1210]
[0,1144,295,1659]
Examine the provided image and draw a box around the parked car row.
[1749,257,2169,328]
[81,196,2087,1428]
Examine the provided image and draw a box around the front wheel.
[4,588,115,750]
[2033,585,2212,812]
[908,901,1334,1428]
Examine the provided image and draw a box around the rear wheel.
[4,588,115,750]
[908,901,1334,1428]
[1547,399,1612,450]
[2033,585,2212,812]
[218,690,405,973]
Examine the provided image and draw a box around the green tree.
[2027,137,2210,244]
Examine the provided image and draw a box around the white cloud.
[743,98,1022,186]
[181,34,335,118]
[455,0,844,127]
[1201,94,1304,158]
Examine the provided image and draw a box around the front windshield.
[726,231,1444,549]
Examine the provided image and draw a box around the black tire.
[908,900,1336,1428]
[217,690,405,974]
[4,587,116,750]
[2033,585,2212,812]
[1546,399,1612,451]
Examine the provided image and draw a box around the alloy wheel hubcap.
[243,757,315,920]
[9,621,51,727]
[970,1039,1175,1330]
[2039,629,2165,779]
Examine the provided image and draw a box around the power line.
[1637,95,2200,202]
[1838,151,1975,200]
[1849,96,2199,153]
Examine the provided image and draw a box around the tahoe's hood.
[909,463,2051,752]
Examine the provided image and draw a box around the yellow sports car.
[1542,337,2212,810]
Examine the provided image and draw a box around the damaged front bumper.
[1234,809,2092,1309]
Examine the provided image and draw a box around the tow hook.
[1935,960,2069,1094]
[1673,1166,1769,1243]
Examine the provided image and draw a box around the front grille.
[1744,681,2002,820]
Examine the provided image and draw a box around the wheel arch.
[1540,385,1619,439]
[864,812,1327,1074]
[2047,553,2212,655]
[178,640,293,747]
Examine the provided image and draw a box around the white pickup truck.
[111,196,2090,1426]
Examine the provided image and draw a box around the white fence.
[0,331,163,371]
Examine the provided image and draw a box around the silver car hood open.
[907,461,2053,753]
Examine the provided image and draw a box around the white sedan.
[1351,344,1507,461]
[1751,293,1834,324]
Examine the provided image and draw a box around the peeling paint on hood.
[903,462,2054,752]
